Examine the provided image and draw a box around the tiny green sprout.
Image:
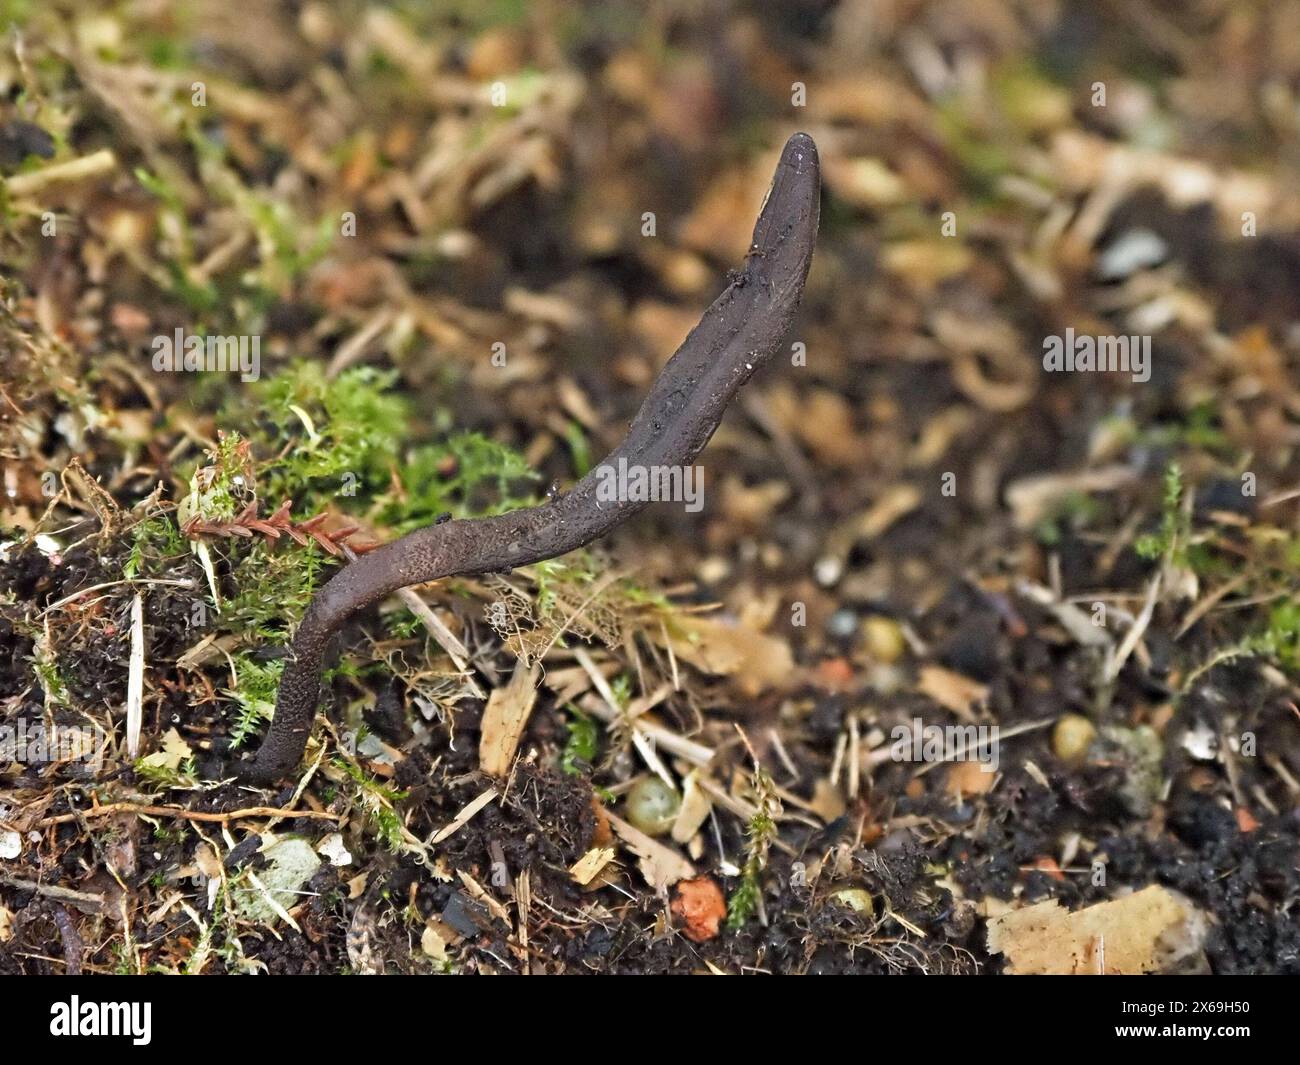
[564,420,593,477]
[1135,462,1188,564]
[124,516,185,579]
[335,757,411,852]
[727,758,782,931]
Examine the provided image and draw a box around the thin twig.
[35,802,342,828]
[5,149,116,197]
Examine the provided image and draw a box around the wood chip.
[429,786,498,845]
[5,149,117,197]
[1104,573,1160,683]
[917,665,988,721]
[650,615,794,697]
[126,591,145,758]
[569,846,617,885]
[577,692,715,767]
[479,659,540,776]
[457,869,511,924]
[605,810,695,891]
[987,885,1208,975]
[1005,465,1139,530]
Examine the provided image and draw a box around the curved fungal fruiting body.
[247,132,821,782]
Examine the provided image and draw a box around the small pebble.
[1096,228,1168,280]
[946,759,997,798]
[0,829,20,860]
[831,887,874,915]
[827,608,858,639]
[814,556,843,587]
[697,556,730,584]
[625,777,681,837]
[671,876,726,942]
[1053,714,1096,763]
[861,615,906,663]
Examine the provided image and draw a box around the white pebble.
[0,830,20,860]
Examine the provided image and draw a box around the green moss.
[224,542,331,640]
[225,655,284,748]
[563,420,593,478]
[210,362,540,534]
[335,757,410,851]
[181,430,254,525]
[560,704,598,775]
[134,751,197,791]
[378,430,539,533]
[124,516,186,579]
[1135,462,1188,564]
[529,552,599,623]
[236,363,407,509]
[726,763,780,931]
[1141,403,1230,454]
[33,655,69,707]
[1245,599,1300,673]
[1034,490,1103,547]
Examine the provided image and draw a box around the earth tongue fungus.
[245,132,821,782]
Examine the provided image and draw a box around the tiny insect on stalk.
[245,132,821,782]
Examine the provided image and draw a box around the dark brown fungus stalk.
[246,132,821,782]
